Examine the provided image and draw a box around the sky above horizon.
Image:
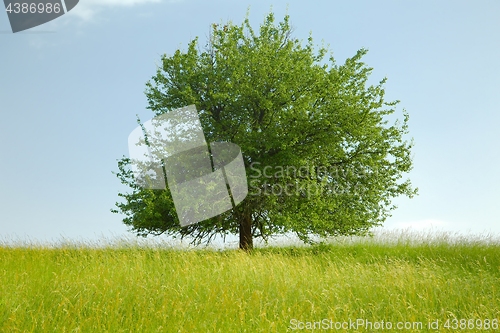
[1,0,500,245]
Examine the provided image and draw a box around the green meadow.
[1,231,499,332]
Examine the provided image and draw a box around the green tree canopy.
[112,12,417,250]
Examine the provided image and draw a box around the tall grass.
[1,230,499,332]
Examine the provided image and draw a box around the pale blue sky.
[1,0,499,244]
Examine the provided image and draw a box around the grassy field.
[1,232,499,332]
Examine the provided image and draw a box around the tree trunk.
[239,211,253,251]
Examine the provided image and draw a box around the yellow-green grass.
[1,233,499,332]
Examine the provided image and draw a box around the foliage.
[112,12,417,248]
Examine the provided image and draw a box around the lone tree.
[112,12,417,250]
